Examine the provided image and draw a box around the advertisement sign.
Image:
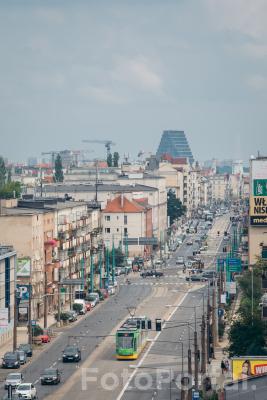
[226,282,237,294]
[18,306,28,323]
[0,308,9,327]
[232,357,267,380]
[250,159,267,226]
[17,284,31,301]
[17,258,31,277]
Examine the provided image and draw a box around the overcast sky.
[1,0,267,163]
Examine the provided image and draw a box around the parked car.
[73,299,87,314]
[4,373,24,389]
[67,310,78,322]
[107,285,116,295]
[16,350,27,365]
[62,345,81,362]
[186,240,193,246]
[86,292,100,307]
[2,352,20,369]
[18,344,32,357]
[176,257,184,265]
[40,334,51,343]
[84,301,92,311]
[40,368,61,385]
[15,383,37,399]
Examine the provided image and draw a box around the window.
[124,215,127,225]
[105,216,110,221]
[105,228,110,234]
[117,228,119,232]
[124,228,128,235]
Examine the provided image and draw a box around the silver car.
[17,350,27,365]
[5,372,24,389]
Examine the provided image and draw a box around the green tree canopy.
[54,154,64,182]
[167,190,186,225]
[0,181,21,199]
[0,156,6,188]
[113,152,120,167]
[107,153,113,167]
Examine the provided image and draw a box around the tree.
[0,156,6,189]
[167,190,186,225]
[54,154,64,182]
[113,152,120,167]
[7,168,12,183]
[109,247,125,267]
[228,259,267,356]
[107,153,113,167]
[0,182,21,199]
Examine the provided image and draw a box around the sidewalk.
[0,309,59,358]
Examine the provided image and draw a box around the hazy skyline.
[1,0,267,163]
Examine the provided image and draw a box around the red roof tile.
[103,195,145,213]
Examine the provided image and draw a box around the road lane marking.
[116,291,188,400]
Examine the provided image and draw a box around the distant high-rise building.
[156,130,194,164]
[28,157,38,167]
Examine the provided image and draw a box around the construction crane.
[82,140,116,158]
[41,151,59,166]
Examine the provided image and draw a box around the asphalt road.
[0,283,152,400]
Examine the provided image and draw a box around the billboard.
[250,159,267,226]
[17,258,31,277]
[232,357,267,380]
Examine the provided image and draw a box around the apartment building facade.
[0,245,16,346]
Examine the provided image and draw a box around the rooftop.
[39,183,157,193]
[103,195,146,213]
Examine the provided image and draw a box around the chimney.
[121,194,124,208]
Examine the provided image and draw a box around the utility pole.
[90,253,94,293]
[207,284,211,362]
[57,284,61,327]
[212,285,217,357]
[44,271,48,329]
[112,237,115,285]
[13,289,18,352]
[201,314,206,374]
[99,250,102,289]
[194,330,199,392]
[188,342,192,400]
[28,285,32,345]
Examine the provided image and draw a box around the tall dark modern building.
[156,130,194,164]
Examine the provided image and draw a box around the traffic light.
[147,319,152,330]
[155,318,162,331]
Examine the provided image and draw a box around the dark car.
[62,345,81,362]
[18,344,32,357]
[2,352,20,369]
[140,270,164,278]
[66,310,78,322]
[41,368,61,385]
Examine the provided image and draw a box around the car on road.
[4,372,24,389]
[176,257,184,265]
[202,270,217,279]
[62,345,81,362]
[140,270,164,278]
[16,350,27,365]
[186,240,193,245]
[86,292,100,307]
[15,383,37,399]
[18,344,32,357]
[186,274,208,282]
[40,334,51,343]
[40,368,61,385]
[2,352,20,369]
[107,285,116,295]
[73,299,87,314]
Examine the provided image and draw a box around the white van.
[73,299,87,314]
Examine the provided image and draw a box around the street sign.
[31,320,37,326]
[227,258,241,273]
[218,308,224,317]
[17,284,31,300]
[60,288,66,293]
[192,391,200,399]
